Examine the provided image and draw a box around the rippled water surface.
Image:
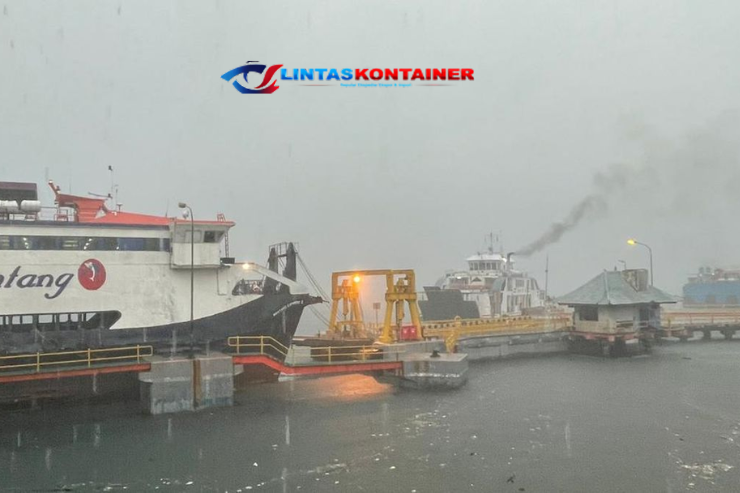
[2,342,740,492]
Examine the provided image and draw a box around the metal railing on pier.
[422,315,572,352]
[227,335,404,366]
[0,345,154,373]
[663,311,740,329]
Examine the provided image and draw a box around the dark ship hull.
[0,292,320,356]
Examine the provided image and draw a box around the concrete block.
[457,333,567,361]
[139,357,195,415]
[400,352,468,389]
[194,352,235,409]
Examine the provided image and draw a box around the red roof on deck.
[88,211,172,226]
[48,180,233,227]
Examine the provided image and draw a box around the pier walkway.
[662,310,740,340]
[228,336,404,376]
[0,345,153,384]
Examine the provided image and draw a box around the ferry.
[420,240,547,320]
[0,180,320,357]
[683,266,740,307]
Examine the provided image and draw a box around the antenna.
[108,165,119,210]
[545,254,549,298]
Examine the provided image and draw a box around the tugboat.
[0,180,321,358]
[420,237,547,320]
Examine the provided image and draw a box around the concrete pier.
[139,352,240,415]
[456,332,566,361]
[399,352,468,389]
[193,353,238,409]
[139,357,194,415]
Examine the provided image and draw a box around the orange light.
[353,275,361,283]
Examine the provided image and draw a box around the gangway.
[662,310,740,340]
[423,314,572,352]
[228,336,404,376]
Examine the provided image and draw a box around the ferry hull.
[0,293,319,359]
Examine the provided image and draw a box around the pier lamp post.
[179,202,195,358]
[627,238,653,286]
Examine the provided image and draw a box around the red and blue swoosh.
[221,62,284,94]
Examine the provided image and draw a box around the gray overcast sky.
[2,1,739,311]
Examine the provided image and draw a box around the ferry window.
[185,230,203,243]
[143,238,160,251]
[0,235,170,251]
[118,238,145,251]
[35,236,58,250]
[204,231,220,243]
[0,311,122,331]
[60,237,81,250]
[92,237,118,250]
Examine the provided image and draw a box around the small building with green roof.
[558,269,676,339]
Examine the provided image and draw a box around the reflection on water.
[1,344,740,492]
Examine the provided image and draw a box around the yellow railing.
[423,315,571,353]
[228,335,290,358]
[423,315,571,339]
[227,335,404,365]
[0,345,154,373]
[664,311,740,329]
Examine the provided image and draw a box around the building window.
[578,306,599,321]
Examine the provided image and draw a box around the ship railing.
[227,336,405,366]
[0,207,76,222]
[0,345,154,373]
[228,335,291,358]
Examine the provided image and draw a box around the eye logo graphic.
[221,61,284,94]
[78,259,106,291]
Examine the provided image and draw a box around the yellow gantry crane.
[327,269,422,344]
